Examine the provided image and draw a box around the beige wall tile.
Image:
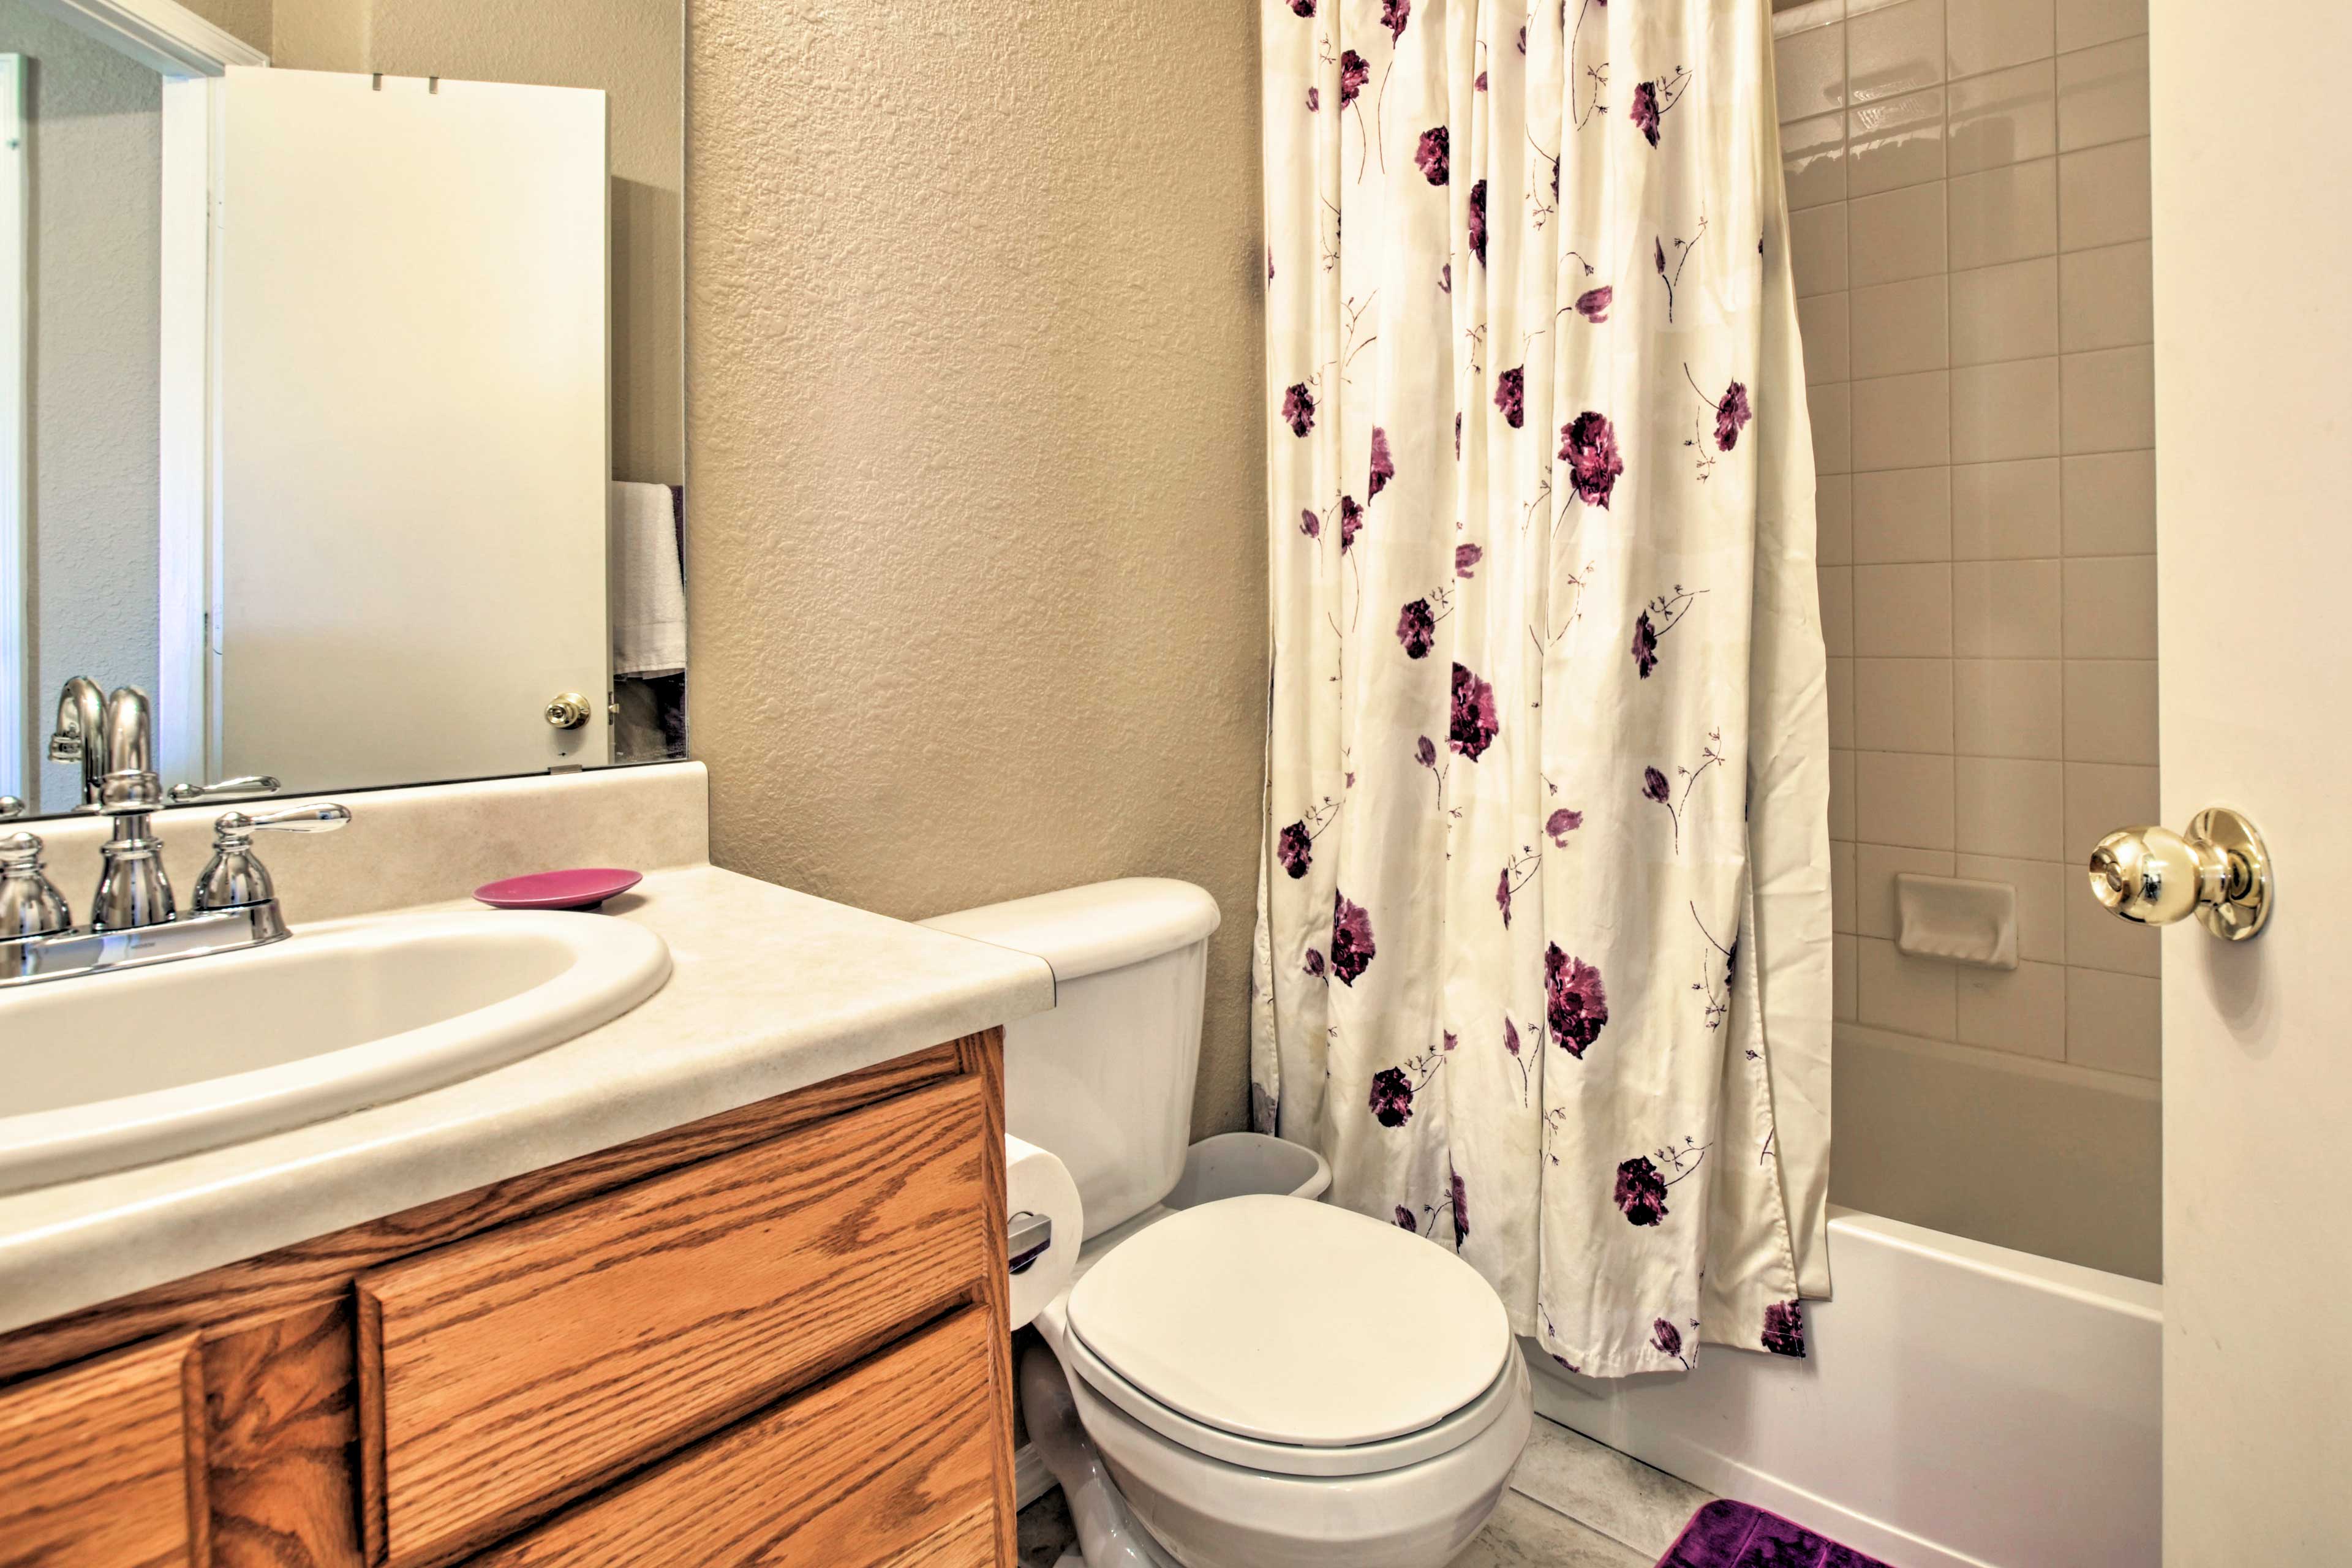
[1852,370,1954,470]
[1858,749,1958,849]
[1779,18,1850,123]
[2063,760,2158,860]
[2057,137,2150,249]
[2067,880,2161,977]
[1955,851,2069,962]
[1948,158,2057,269]
[2056,0,2145,51]
[1792,202,1851,296]
[1953,557,2062,658]
[1947,0,2054,77]
[2059,240,2153,352]
[1859,936,1959,1038]
[1850,276,1951,378]
[2063,553,2157,658]
[1952,458,2061,558]
[1818,472,1856,563]
[2061,344,2155,452]
[1954,755,2065,859]
[1958,959,2067,1058]
[1853,466,1954,562]
[1834,932,1861,1020]
[1854,562,1955,655]
[1831,747,1858,839]
[1828,655,1856,748]
[1857,843,1959,937]
[1857,658,1957,752]
[1785,111,1851,209]
[2066,965,2159,1076]
[1850,181,1949,284]
[1819,565,1856,656]
[1811,382,1855,475]
[1952,356,2062,462]
[1948,59,2056,174]
[2063,659,2159,764]
[1853,0,1947,100]
[1799,291,1853,383]
[2061,450,2154,555]
[1834,839,1858,933]
[2054,34,2147,151]
[1849,88,1950,195]
[1954,658,2064,758]
[1950,256,2059,365]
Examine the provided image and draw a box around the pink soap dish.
[473,867,643,911]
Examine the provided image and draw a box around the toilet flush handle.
[1009,1211,1054,1275]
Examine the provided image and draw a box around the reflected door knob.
[2087,806,2272,941]
[545,692,592,729]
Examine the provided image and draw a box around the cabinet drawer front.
[0,1334,204,1568]
[466,1308,1001,1568]
[359,1074,991,1567]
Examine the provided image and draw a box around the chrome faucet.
[1,680,349,986]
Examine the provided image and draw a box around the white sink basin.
[0,910,671,1193]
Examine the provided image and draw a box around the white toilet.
[925,879,1532,1568]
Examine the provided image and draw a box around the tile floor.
[1015,1414,1711,1567]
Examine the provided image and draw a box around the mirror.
[0,0,683,821]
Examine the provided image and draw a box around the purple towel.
[1657,1500,1896,1568]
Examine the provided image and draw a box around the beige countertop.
[0,862,1055,1338]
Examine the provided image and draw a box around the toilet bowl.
[924,880,1532,1568]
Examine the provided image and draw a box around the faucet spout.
[95,686,163,813]
[47,677,107,807]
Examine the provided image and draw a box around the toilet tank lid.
[921,878,1220,981]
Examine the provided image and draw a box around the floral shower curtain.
[1251,0,1833,1374]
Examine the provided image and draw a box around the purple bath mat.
[1657,1500,1896,1568]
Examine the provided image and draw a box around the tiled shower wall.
[1774,0,2162,1276]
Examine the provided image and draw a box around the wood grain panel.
[0,1041,968,1385]
[956,1028,1020,1566]
[359,1074,992,1568]
[0,1333,205,1568]
[200,1300,364,1568]
[465,1308,1000,1568]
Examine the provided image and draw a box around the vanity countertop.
[0,863,1055,1339]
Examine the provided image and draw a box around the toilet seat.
[1059,1194,1515,1477]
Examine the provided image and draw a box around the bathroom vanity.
[0,767,1057,1568]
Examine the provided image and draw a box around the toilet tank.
[922,879,1219,1239]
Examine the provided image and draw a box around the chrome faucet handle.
[0,832,72,940]
[195,803,352,914]
[0,797,23,821]
[168,776,282,805]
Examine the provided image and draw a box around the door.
[2150,2,2352,1558]
[209,65,610,791]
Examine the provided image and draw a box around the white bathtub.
[1528,1208,2160,1568]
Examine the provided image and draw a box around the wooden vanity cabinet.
[0,1030,1017,1568]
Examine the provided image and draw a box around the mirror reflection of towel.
[611,481,686,676]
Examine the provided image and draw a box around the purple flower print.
[1340,494,1363,551]
[1283,382,1316,437]
[1368,426,1395,498]
[1763,1301,1807,1359]
[1456,543,1483,578]
[1449,663,1499,761]
[1289,0,1315,13]
[1267,247,1275,282]
[1630,81,1662,146]
[1476,69,1488,91]
[1300,507,1321,540]
[1615,1156,1670,1225]
[1441,263,1453,295]
[1545,807,1584,845]
[1642,766,1671,804]
[1306,85,1320,111]
[1496,865,1514,925]
[1340,49,1370,107]
[1632,611,1659,677]
[1499,849,1539,929]
[1559,411,1623,508]
[1415,734,1438,769]
[1714,380,1753,450]
[1415,126,1450,186]
[1397,597,1436,658]
[1452,1166,1469,1242]
[1370,1067,1415,1127]
[1504,1016,1523,1057]
[1469,179,1488,266]
[1303,948,1327,979]
[1453,410,1461,455]
[1576,287,1613,323]
[1395,1204,1417,1231]
[1332,891,1377,985]
[1381,0,1410,39]
[1277,821,1313,879]
[1546,944,1609,1056]
[1494,366,1526,428]
[1651,1318,1683,1360]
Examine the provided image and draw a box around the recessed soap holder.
[1894,873,2018,970]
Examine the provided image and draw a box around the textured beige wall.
[686,2,1267,1136]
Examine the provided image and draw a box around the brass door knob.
[545,692,592,730]
[2087,806,2272,941]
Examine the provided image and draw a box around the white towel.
[610,481,686,677]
